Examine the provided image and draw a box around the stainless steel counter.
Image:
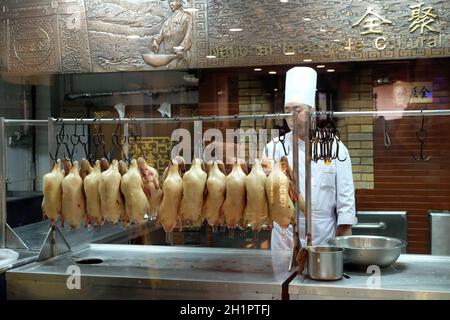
[289,254,450,300]
[6,244,295,300]
[1,219,162,274]
[14,219,161,251]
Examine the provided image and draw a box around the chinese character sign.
[409,3,439,34]
[352,8,393,35]
[410,82,433,103]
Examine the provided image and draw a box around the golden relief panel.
[205,0,449,67]
[0,0,448,74]
[0,20,5,70]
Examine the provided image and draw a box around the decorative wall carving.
[0,0,448,75]
[1,0,91,74]
[8,15,60,73]
[0,20,5,71]
[58,0,91,73]
[85,0,158,72]
[205,0,449,68]
[193,0,208,68]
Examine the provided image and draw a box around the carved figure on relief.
[143,0,192,68]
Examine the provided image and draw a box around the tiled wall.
[238,75,275,160]
[336,68,375,189]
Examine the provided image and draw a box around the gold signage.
[352,8,393,36]
[350,5,443,51]
[409,3,439,34]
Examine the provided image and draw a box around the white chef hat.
[284,67,317,109]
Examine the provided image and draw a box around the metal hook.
[107,118,122,162]
[125,117,139,162]
[70,117,80,145]
[383,117,391,148]
[211,115,218,162]
[261,114,270,158]
[68,117,83,162]
[279,129,288,156]
[53,118,74,162]
[310,122,319,162]
[93,116,107,160]
[413,111,431,161]
[132,117,146,160]
[77,117,91,162]
[272,135,279,161]
[49,117,63,161]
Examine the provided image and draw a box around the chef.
[266,66,357,250]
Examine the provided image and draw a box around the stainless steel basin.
[330,235,406,268]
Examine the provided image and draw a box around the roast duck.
[120,159,150,224]
[41,159,64,225]
[157,158,184,232]
[179,158,207,227]
[41,154,301,232]
[203,160,226,226]
[244,158,270,231]
[265,156,304,228]
[82,160,103,226]
[223,159,247,229]
[61,160,86,229]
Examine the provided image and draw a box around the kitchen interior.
[1,0,450,300]
[1,58,450,299]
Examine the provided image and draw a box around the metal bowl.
[330,235,406,268]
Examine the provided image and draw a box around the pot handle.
[352,222,386,230]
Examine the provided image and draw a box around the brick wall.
[238,75,273,127]
[355,59,450,254]
[238,75,275,160]
[336,69,375,189]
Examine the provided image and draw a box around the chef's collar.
[285,131,306,146]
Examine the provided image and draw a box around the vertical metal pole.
[290,110,300,271]
[51,226,56,257]
[48,117,55,167]
[123,123,129,159]
[114,104,128,159]
[0,118,6,248]
[305,110,312,247]
[292,111,300,248]
[194,120,203,160]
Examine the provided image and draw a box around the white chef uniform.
[266,131,357,250]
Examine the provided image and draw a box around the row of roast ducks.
[42,156,305,232]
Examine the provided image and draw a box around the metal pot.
[307,246,344,281]
[330,235,406,268]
